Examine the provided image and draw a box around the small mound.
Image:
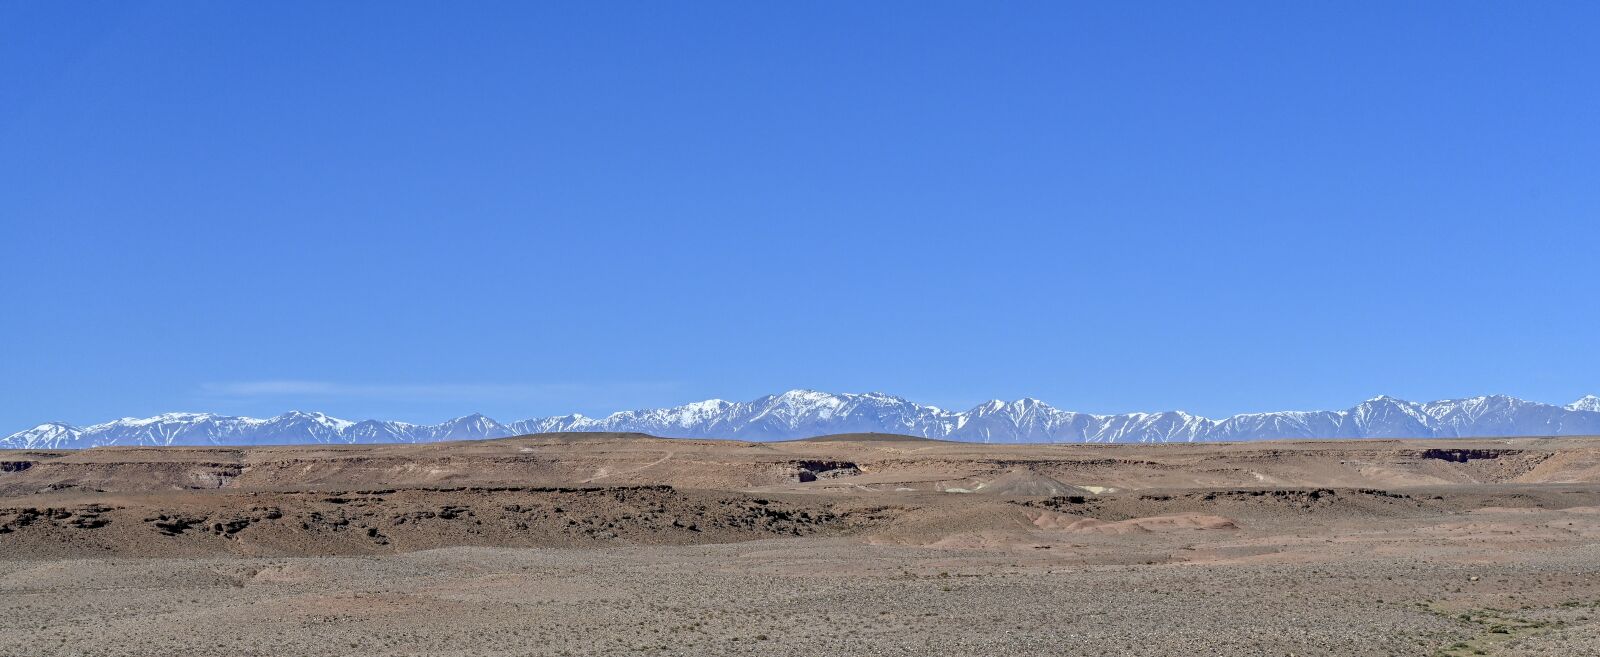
[1059,513,1239,535]
[974,470,1089,497]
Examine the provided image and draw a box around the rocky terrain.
[2,432,1599,656]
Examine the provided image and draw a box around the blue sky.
[3,2,1598,429]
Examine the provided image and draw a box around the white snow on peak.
[0,422,84,449]
[10,391,1600,449]
[274,411,355,430]
[1569,395,1600,412]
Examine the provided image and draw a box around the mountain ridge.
[7,390,1600,449]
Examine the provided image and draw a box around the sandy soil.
[2,433,1598,656]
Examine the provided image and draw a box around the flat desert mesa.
[3,433,1600,656]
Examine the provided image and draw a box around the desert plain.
[2,432,1600,656]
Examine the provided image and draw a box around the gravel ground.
[1,535,1597,657]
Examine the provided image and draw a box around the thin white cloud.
[196,381,680,404]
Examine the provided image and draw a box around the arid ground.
[3,433,1600,656]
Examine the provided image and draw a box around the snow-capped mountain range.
[6,391,1600,449]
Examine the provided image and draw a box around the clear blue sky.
[3,2,1598,429]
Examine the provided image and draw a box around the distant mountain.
[7,390,1600,449]
[1569,395,1600,413]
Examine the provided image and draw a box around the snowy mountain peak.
[273,410,355,429]
[99,412,221,427]
[9,391,1600,449]
[2,423,84,449]
[1568,395,1600,412]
